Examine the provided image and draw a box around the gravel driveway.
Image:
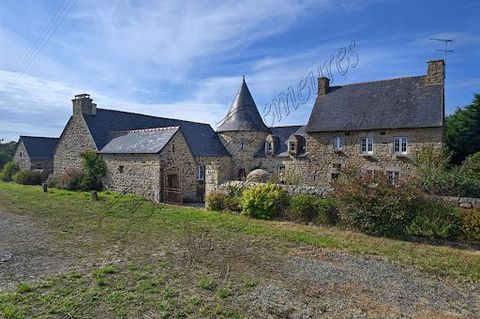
[1,209,479,318]
[0,211,73,291]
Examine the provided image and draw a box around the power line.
[0,0,78,100]
[0,0,67,90]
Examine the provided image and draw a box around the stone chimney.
[318,77,330,96]
[72,94,96,115]
[424,60,445,85]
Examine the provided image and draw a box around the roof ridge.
[270,125,303,128]
[20,135,59,139]
[110,126,180,134]
[95,108,211,126]
[331,75,424,88]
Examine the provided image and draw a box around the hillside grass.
[0,182,479,318]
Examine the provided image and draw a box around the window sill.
[393,153,410,158]
[360,153,374,157]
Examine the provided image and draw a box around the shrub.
[80,151,106,191]
[459,209,480,242]
[205,191,228,211]
[13,170,42,185]
[225,195,242,213]
[333,172,420,236]
[415,166,480,198]
[46,175,57,188]
[0,161,18,182]
[407,199,461,240]
[314,198,338,226]
[241,183,289,219]
[287,194,319,223]
[56,168,85,191]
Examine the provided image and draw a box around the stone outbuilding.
[13,136,59,173]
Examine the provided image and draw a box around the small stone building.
[13,136,59,173]
[53,94,230,202]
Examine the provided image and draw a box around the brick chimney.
[424,60,445,85]
[72,94,96,115]
[317,77,330,96]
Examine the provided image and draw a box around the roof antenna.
[430,38,454,62]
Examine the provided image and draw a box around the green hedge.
[13,170,42,185]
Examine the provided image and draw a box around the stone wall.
[214,180,330,198]
[102,153,161,201]
[218,131,269,177]
[301,127,444,187]
[54,115,97,176]
[440,196,480,209]
[13,141,31,170]
[102,131,198,202]
[196,156,232,201]
[159,131,197,200]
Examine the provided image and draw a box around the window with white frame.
[196,165,205,181]
[265,141,273,153]
[289,141,296,152]
[361,138,373,154]
[332,136,343,151]
[387,170,400,184]
[393,137,408,154]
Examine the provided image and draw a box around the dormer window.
[393,137,408,155]
[332,137,343,152]
[265,141,273,154]
[289,142,296,152]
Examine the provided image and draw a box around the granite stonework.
[39,60,445,204]
[13,140,31,171]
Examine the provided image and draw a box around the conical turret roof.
[217,77,269,133]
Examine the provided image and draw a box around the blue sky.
[0,0,479,142]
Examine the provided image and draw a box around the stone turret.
[217,77,270,178]
[72,93,96,116]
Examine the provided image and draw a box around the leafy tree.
[80,151,106,191]
[446,94,480,164]
[0,139,17,169]
[81,151,106,178]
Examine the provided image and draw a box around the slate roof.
[254,125,305,158]
[19,136,59,160]
[306,76,443,132]
[81,109,230,157]
[217,78,270,133]
[98,127,180,154]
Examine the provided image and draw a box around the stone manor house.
[14,60,445,203]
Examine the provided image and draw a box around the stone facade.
[13,141,31,171]
[218,131,269,178]
[53,115,97,175]
[298,127,444,186]
[102,131,198,202]
[102,153,161,201]
[13,139,55,172]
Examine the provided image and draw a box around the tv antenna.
[430,38,454,61]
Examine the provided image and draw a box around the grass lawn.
[0,182,479,318]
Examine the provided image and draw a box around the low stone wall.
[216,181,331,198]
[440,196,480,209]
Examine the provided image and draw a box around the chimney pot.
[72,93,96,115]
